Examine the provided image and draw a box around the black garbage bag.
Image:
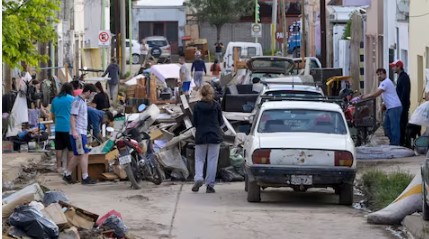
[9,205,59,239]
[219,166,244,182]
[100,215,128,238]
[42,191,69,206]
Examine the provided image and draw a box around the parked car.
[223,42,263,74]
[242,99,356,205]
[125,39,142,65]
[141,36,171,63]
[421,153,429,220]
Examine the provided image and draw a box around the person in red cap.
[389,60,411,146]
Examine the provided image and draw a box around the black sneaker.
[81,177,97,185]
[63,175,74,184]
[191,181,203,192]
[206,186,216,193]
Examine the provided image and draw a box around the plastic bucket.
[415,136,429,155]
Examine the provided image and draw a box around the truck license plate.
[119,155,132,165]
[291,175,312,185]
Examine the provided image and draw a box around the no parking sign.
[98,31,111,47]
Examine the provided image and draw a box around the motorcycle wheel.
[147,155,163,185]
[125,164,141,189]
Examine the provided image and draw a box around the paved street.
[36,162,416,239]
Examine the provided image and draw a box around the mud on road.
[37,170,410,239]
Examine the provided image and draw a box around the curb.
[402,215,429,239]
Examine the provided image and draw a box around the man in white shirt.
[361,68,402,145]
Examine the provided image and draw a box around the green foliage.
[186,0,254,41]
[342,19,352,40]
[2,0,60,69]
[359,169,413,211]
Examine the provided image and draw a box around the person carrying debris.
[51,82,75,173]
[192,84,224,193]
[361,68,402,145]
[63,84,98,185]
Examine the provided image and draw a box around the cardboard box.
[149,129,163,140]
[105,149,119,162]
[72,153,109,182]
[112,165,127,179]
[59,201,98,230]
[42,203,69,228]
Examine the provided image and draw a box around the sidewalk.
[2,152,44,189]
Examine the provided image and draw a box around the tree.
[187,0,254,42]
[2,0,60,69]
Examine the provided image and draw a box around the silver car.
[141,36,171,63]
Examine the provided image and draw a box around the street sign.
[98,31,111,47]
[275,30,285,43]
[251,23,262,38]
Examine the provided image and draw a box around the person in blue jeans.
[191,55,207,89]
[361,68,402,145]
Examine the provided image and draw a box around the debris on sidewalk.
[2,183,136,238]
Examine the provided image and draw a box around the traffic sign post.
[98,30,111,47]
[251,23,262,38]
[275,30,285,43]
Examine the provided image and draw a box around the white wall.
[132,6,186,44]
[343,0,371,6]
[84,0,102,48]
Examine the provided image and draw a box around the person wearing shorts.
[51,82,74,173]
[63,84,98,185]
[179,56,192,95]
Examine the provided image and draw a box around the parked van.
[223,42,263,74]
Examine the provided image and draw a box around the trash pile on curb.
[2,183,134,239]
[84,94,246,184]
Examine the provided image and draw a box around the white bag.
[409,101,429,127]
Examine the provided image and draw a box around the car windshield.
[146,40,168,47]
[257,109,347,134]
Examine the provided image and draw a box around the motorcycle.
[114,106,163,189]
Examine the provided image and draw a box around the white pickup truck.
[242,99,356,205]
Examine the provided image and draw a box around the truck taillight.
[252,149,271,164]
[335,151,354,167]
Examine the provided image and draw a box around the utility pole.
[281,0,287,56]
[101,0,106,69]
[255,0,260,43]
[271,0,277,56]
[128,0,132,73]
[320,0,326,67]
[120,0,126,75]
[300,0,305,61]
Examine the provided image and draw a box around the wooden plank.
[101,173,119,180]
